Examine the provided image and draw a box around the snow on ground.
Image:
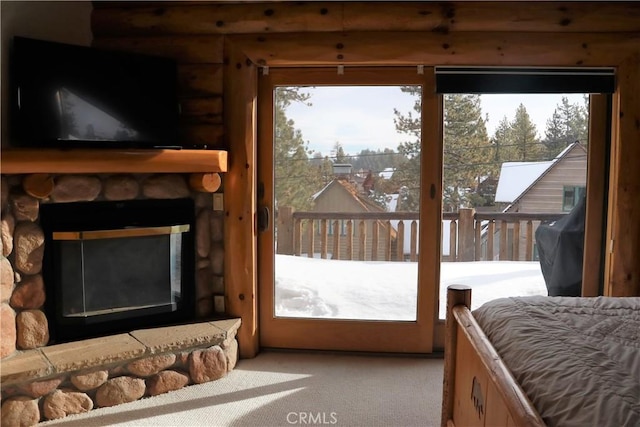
[274,255,547,320]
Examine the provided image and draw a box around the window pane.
[274,85,421,321]
[563,187,576,211]
[440,93,590,318]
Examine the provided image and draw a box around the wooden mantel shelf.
[0,148,227,174]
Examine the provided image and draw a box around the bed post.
[441,284,472,427]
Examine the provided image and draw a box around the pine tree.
[491,116,515,165]
[391,86,422,211]
[543,109,566,158]
[310,152,335,186]
[542,96,589,158]
[392,90,493,211]
[510,103,544,161]
[332,142,348,164]
[274,87,319,211]
[442,94,492,211]
[351,148,402,175]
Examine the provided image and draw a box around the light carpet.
[41,350,444,427]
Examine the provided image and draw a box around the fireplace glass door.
[54,225,188,319]
[40,198,195,343]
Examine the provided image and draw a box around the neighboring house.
[490,142,588,259]
[495,142,588,213]
[305,167,396,261]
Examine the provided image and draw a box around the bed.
[440,285,640,427]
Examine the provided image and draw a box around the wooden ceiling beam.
[91,2,343,37]
[343,2,640,33]
[91,2,640,37]
[230,31,640,67]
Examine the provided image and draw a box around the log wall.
[91,1,640,356]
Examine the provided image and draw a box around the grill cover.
[535,196,586,296]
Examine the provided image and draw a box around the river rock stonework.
[1,333,239,425]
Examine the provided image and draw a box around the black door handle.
[258,206,270,232]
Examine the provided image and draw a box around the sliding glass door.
[257,68,441,353]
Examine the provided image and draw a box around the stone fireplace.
[1,171,225,354]
[1,166,237,425]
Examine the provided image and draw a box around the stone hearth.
[1,318,240,425]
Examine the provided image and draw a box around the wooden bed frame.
[440,285,546,427]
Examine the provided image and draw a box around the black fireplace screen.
[40,198,195,343]
[55,227,186,318]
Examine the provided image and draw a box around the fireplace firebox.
[40,198,195,343]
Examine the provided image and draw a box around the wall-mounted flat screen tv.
[10,37,181,149]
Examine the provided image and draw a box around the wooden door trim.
[582,94,609,297]
[420,69,443,350]
[605,54,640,296]
[223,40,259,358]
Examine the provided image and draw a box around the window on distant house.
[562,186,586,211]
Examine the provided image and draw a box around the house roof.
[494,161,554,203]
[311,181,332,201]
[494,142,586,205]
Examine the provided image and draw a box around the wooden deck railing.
[277,207,566,262]
[467,211,566,262]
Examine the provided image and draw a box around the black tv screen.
[10,37,181,149]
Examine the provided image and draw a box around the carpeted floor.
[42,350,444,427]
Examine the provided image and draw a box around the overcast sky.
[285,87,586,157]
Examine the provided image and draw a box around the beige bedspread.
[473,296,640,427]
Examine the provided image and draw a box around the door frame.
[256,67,442,353]
[224,32,625,358]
